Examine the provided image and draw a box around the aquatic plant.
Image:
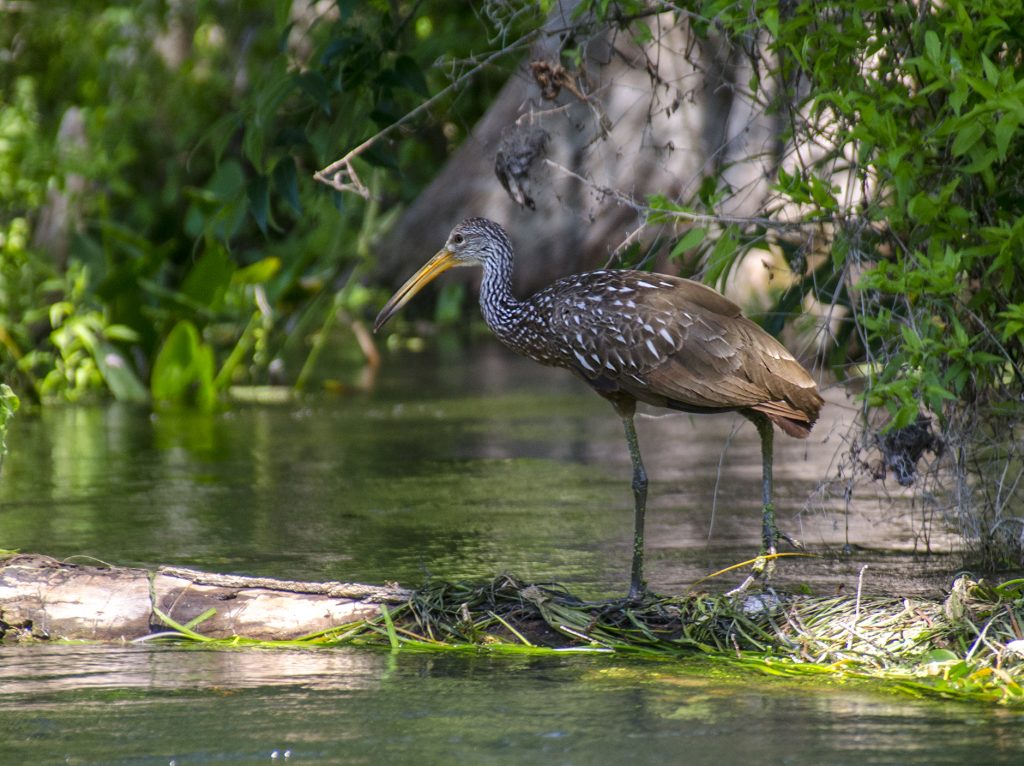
[140,573,1024,706]
[0,383,18,472]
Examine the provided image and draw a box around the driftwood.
[0,554,409,642]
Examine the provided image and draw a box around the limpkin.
[374,217,823,598]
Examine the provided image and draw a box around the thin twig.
[314,34,538,196]
[849,564,869,650]
[707,420,741,542]
[542,158,830,230]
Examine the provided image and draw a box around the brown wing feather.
[535,270,823,436]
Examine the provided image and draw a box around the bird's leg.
[728,413,778,595]
[620,410,648,600]
[752,414,806,550]
[754,414,777,557]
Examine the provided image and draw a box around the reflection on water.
[0,339,1001,764]
[0,341,956,598]
[1,646,1022,766]
[0,645,382,695]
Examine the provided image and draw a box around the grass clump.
[143,574,1024,705]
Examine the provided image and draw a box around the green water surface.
[0,342,1014,764]
[2,644,1022,766]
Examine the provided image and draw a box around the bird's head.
[373,217,510,332]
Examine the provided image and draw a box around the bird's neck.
[478,253,522,331]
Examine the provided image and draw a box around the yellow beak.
[373,248,459,332]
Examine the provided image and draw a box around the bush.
[670,0,1024,564]
[0,0,515,404]
[541,0,1023,564]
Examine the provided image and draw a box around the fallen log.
[4,553,1024,705]
[0,553,409,642]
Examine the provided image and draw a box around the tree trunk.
[375,10,780,296]
[0,554,408,642]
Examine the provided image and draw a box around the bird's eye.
[452,234,464,245]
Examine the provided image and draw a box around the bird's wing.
[544,271,690,378]
[544,271,817,416]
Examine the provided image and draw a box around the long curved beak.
[373,248,458,332]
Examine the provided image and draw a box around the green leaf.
[949,80,969,114]
[181,245,234,310]
[808,175,838,210]
[293,71,332,114]
[922,649,959,664]
[233,257,281,285]
[951,317,969,347]
[103,324,140,343]
[951,121,985,157]
[994,113,1019,160]
[272,157,302,216]
[202,114,243,163]
[0,384,19,420]
[151,320,217,411]
[1,383,21,465]
[704,226,740,289]
[669,227,706,259]
[908,192,939,224]
[94,340,148,404]
[890,400,921,431]
[243,72,295,172]
[646,194,690,224]
[924,30,941,64]
[962,73,996,100]
[247,174,272,235]
[632,23,653,47]
[981,54,999,86]
[206,160,246,201]
[900,323,922,350]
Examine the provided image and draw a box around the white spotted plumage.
[438,217,822,431]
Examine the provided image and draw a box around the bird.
[374,217,824,598]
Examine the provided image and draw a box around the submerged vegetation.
[141,574,1024,706]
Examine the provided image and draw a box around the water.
[0,342,956,597]
[1,339,1010,765]
[1,645,1022,765]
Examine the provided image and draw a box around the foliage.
[32,264,148,402]
[0,383,18,473]
[767,0,1024,432]
[580,0,1024,565]
[0,0,512,405]
[636,0,1024,428]
[150,320,218,411]
[5,0,1022,561]
[744,0,1023,565]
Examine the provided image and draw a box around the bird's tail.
[752,400,819,439]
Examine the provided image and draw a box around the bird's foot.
[762,512,803,553]
[590,588,652,616]
[778,529,805,551]
[725,545,777,596]
[726,573,758,596]
[626,580,648,605]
